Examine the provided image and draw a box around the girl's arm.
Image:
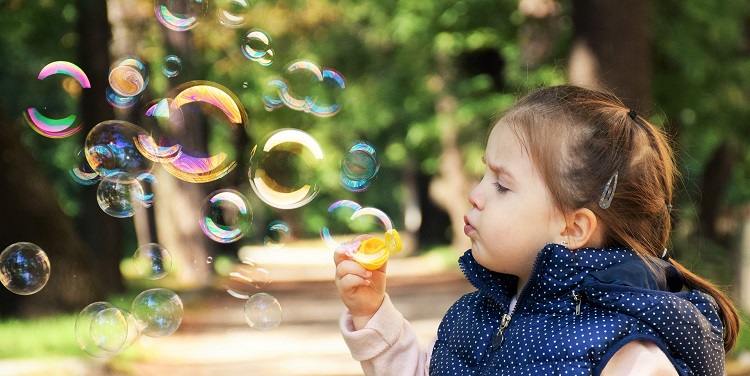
[340,294,433,376]
[601,340,678,376]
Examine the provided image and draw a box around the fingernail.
[365,280,371,286]
[364,271,372,277]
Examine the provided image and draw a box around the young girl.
[334,85,739,375]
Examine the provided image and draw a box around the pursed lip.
[463,215,475,236]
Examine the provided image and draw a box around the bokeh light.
[248,128,324,209]
[199,189,253,243]
[131,288,184,337]
[0,242,51,295]
[244,293,282,331]
[133,243,172,280]
[154,0,207,31]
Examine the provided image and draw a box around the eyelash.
[492,182,509,193]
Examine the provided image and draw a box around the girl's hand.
[334,235,387,330]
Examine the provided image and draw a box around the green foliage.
[0,315,81,359]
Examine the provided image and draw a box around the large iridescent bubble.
[85,120,154,182]
[248,129,324,209]
[24,61,90,138]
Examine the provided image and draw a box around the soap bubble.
[162,55,182,78]
[264,61,345,117]
[217,0,251,28]
[159,81,247,183]
[89,307,129,353]
[96,175,139,218]
[248,129,324,209]
[264,220,290,249]
[199,189,253,243]
[244,293,282,330]
[109,56,149,98]
[132,173,158,207]
[0,242,50,295]
[340,141,380,192]
[226,257,270,299]
[85,120,154,182]
[69,148,101,186]
[76,302,119,357]
[206,256,213,264]
[242,30,274,66]
[154,0,207,31]
[131,288,183,337]
[105,86,139,109]
[133,243,172,280]
[24,61,89,138]
[320,200,362,250]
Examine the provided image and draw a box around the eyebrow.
[481,155,516,182]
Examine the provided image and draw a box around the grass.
[0,314,82,359]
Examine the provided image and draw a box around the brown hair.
[499,85,738,351]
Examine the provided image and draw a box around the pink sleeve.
[340,294,435,376]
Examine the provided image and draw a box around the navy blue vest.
[430,244,725,375]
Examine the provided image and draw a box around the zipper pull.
[491,313,512,349]
[572,291,583,315]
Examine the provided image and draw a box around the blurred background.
[1,0,750,375]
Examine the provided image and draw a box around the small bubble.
[217,0,251,28]
[340,141,380,192]
[206,256,213,264]
[131,288,183,337]
[244,293,282,330]
[154,0,207,31]
[133,243,172,280]
[241,30,274,66]
[199,189,253,243]
[264,220,290,249]
[109,57,149,97]
[162,55,182,78]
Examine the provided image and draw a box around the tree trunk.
[698,140,740,242]
[75,0,126,295]
[0,112,103,317]
[569,0,652,113]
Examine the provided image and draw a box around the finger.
[338,273,371,292]
[336,259,372,280]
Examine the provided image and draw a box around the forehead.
[486,122,530,162]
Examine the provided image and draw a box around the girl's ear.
[560,208,602,250]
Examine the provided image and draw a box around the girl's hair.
[499,84,738,351]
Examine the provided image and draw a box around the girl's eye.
[492,182,509,193]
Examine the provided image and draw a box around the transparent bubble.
[109,56,149,97]
[154,0,207,31]
[226,257,270,299]
[244,293,282,330]
[69,148,101,186]
[242,30,274,66]
[340,141,380,192]
[160,81,247,183]
[105,86,139,109]
[248,129,324,209]
[76,302,118,357]
[0,242,50,295]
[143,98,185,132]
[133,243,172,280]
[199,189,253,243]
[24,61,89,138]
[264,61,345,117]
[89,307,128,353]
[96,175,139,218]
[206,256,213,264]
[263,220,291,249]
[132,173,158,207]
[162,55,182,78]
[85,120,154,182]
[320,200,362,250]
[131,288,183,337]
[217,0,251,28]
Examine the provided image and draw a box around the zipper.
[489,251,547,350]
[572,290,583,315]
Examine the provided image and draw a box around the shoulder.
[601,340,677,376]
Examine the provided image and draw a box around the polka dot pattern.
[429,244,726,375]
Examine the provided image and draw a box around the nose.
[468,182,482,209]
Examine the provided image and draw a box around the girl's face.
[464,122,566,285]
